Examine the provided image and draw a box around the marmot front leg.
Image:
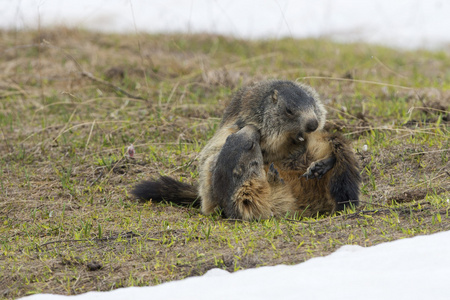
[302,156,336,179]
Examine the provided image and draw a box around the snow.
[1,0,450,50]
[21,230,450,300]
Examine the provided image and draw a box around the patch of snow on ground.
[22,230,450,300]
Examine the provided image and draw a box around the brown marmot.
[207,125,360,219]
[132,80,360,219]
[209,124,297,219]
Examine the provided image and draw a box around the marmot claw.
[268,163,285,184]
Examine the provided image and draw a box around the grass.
[0,28,449,299]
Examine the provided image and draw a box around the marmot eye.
[249,141,255,150]
[285,107,294,116]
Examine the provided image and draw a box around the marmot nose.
[305,118,319,133]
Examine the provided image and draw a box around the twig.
[36,40,145,100]
[38,231,141,249]
[0,91,26,98]
[51,108,77,145]
[371,55,408,78]
[297,76,414,90]
[89,170,105,187]
[84,119,96,153]
[39,238,89,248]
[285,200,433,224]
[81,71,145,100]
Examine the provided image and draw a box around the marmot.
[132,80,360,219]
[209,125,296,219]
[132,125,360,220]
[198,80,326,215]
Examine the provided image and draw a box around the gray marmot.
[132,80,360,218]
[198,80,326,215]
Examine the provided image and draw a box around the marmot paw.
[302,156,336,179]
[267,163,285,184]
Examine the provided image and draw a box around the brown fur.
[232,178,274,220]
[220,130,360,220]
[279,131,360,217]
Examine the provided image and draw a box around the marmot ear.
[272,89,278,104]
[233,165,244,178]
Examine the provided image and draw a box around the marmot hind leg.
[326,133,361,210]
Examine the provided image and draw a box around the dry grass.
[0,28,449,299]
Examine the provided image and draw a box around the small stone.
[87,261,102,271]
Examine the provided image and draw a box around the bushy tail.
[131,176,200,208]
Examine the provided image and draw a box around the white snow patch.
[21,230,450,300]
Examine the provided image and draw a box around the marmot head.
[263,81,326,143]
[211,125,265,209]
[221,80,327,163]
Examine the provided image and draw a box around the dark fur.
[327,135,361,210]
[210,125,267,218]
[131,176,200,207]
